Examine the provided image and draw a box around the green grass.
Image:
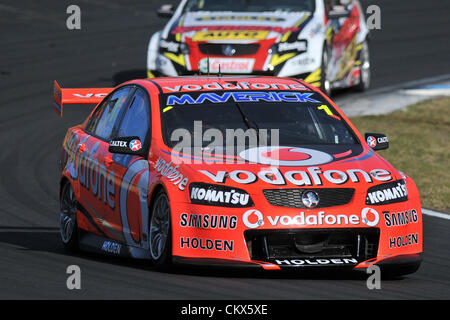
[349,96,450,213]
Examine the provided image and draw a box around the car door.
[106,87,152,251]
[80,85,133,241]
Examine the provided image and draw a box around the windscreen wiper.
[234,102,260,144]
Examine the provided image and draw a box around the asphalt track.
[0,0,449,299]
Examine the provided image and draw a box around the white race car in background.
[147,0,370,95]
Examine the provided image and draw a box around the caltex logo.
[367,136,377,148]
[129,139,142,151]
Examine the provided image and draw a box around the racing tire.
[59,182,79,252]
[354,40,371,92]
[149,190,172,269]
[320,45,332,97]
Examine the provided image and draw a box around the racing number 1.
[318,104,333,116]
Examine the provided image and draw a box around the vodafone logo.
[243,209,264,229]
[361,207,380,227]
[239,146,333,167]
[242,208,380,229]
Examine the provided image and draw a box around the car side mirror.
[327,8,350,19]
[365,133,389,151]
[157,4,174,18]
[109,137,146,156]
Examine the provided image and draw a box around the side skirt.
[78,229,151,260]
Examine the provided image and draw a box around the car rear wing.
[53,80,114,117]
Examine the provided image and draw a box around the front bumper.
[172,253,422,274]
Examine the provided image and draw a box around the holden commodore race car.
[147,0,370,96]
[54,76,422,275]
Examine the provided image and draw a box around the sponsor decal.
[193,30,269,41]
[198,58,254,73]
[366,180,408,205]
[239,146,332,167]
[189,183,253,207]
[154,157,189,191]
[361,208,380,227]
[195,15,285,22]
[242,208,380,229]
[383,209,418,227]
[166,91,319,105]
[274,258,358,266]
[278,41,307,52]
[154,157,188,191]
[295,57,315,66]
[129,139,142,151]
[180,237,234,251]
[72,93,109,99]
[180,213,238,230]
[159,39,179,52]
[389,233,419,249]
[171,25,300,35]
[162,82,308,92]
[199,167,392,187]
[243,209,264,229]
[67,136,115,210]
[366,136,377,148]
[367,135,388,149]
[101,241,122,255]
[110,140,127,147]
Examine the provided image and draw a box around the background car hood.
[167,11,312,41]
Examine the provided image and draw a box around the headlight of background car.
[180,43,190,55]
[267,44,278,55]
[189,183,254,207]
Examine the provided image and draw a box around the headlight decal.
[365,179,408,205]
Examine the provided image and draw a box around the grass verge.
[350,96,450,213]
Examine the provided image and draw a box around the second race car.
[147,0,371,95]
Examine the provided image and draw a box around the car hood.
[166,11,312,42]
[161,146,402,193]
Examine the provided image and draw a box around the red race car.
[54,76,422,275]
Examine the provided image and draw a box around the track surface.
[0,0,449,299]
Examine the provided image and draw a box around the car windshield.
[185,0,315,13]
[160,90,359,157]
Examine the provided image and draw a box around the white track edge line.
[422,208,450,220]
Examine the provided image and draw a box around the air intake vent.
[263,188,355,209]
[245,228,380,263]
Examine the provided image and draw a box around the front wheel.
[149,191,172,269]
[59,182,79,252]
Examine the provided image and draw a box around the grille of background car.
[198,43,260,56]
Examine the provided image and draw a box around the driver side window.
[117,87,151,145]
[86,86,132,140]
